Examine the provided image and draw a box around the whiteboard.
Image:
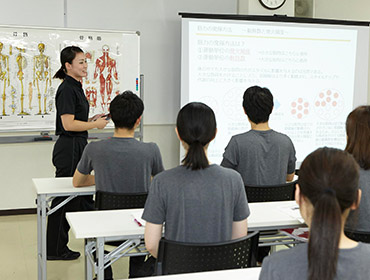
[0,25,140,132]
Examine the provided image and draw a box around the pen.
[134,218,143,227]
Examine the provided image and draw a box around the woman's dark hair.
[242,85,273,124]
[298,147,359,280]
[345,105,370,170]
[109,90,144,129]
[53,46,84,79]
[176,102,216,170]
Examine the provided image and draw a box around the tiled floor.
[0,214,129,280]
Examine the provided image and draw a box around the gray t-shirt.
[346,169,370,232]
[259,242,370,280]
[77,137,164,193]
[142,164,250,243]
[221,130,296,186]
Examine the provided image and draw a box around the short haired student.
[259,147,370,280]
[73,91,164,194]
[142,102,250,258]
[73,91,164,278]
[221,86,296,185]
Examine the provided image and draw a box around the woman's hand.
[61,113,108,131]
[94,116,109,129]
[89,113,105,122]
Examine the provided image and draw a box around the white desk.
[67,201,304,280]
[129,267,261,280]
[33,177,95,280]
[248,200,303,231]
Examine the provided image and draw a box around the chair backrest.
[245,181,297,203]
[95,190,148,210]
[155,231,259,275]
[345,230,370,244]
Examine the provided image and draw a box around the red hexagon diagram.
[313,89,344,120]
[291,97,310,119]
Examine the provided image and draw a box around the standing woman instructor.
[47,46,108,260]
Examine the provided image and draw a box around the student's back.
[143,164,248,243]
[73,91,164,279]
[345,106,370,232]
[77,137,163,192]
[221,86,296,186]
[260,147,370,280]
[143,102,249,259]
[260,242,370,280]
[347,169,370,231]
[222,129,295,185]
[74,91,164,192]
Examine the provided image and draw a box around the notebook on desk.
[278,201,304,223]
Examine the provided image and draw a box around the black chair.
[155,231,259,275]
[245,181,297,203]
[94,191,148,279]
[94,190,148,246]
[95,190,148,210]
[245,181,302,262]
[345,230,370,243]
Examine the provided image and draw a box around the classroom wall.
[314,0,370,21]
[0,0,62,211]
[0,0,64,27]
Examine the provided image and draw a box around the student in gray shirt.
[73,91,164,279]
[73,91,164,191]
[221,86,296,186]
[142,102,250,258]
[345,106,370,233]
[260,147,370,280]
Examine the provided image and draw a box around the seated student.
[221,86,296,185]
[73,91,164,279]
[259,147,370,280]
[142,102,249,259]
[345,106,370,233]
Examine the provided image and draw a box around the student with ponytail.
[345,106,370,233]
[259,147,370,280]
[47,46,108,260]
[143,102,250,258]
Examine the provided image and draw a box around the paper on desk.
[131,210,146,227]
[278,202,305,223]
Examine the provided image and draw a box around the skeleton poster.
[0,25,140,132]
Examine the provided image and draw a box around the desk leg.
[37,194,41,280]
[41,194,47,280]
[85,239,93,280]
[96,237,104,280]
[37,194,47,280]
